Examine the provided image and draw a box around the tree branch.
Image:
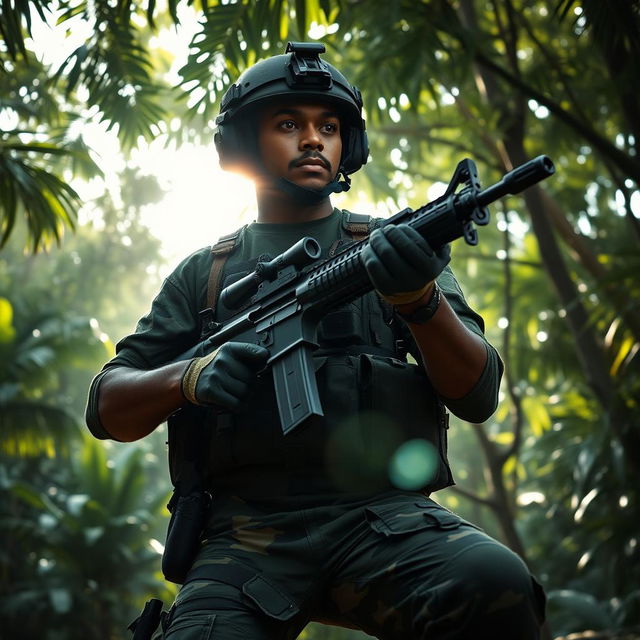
[449,484,499,510]
[473,51,640,183]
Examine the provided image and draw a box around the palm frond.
[0,133,81,250]
[54,4,168,150]
[177,2,260,125]
[0,0,51,62]
[48,120,104,182]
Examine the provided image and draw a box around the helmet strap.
[274,169,351,205]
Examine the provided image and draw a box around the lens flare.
[388,439,438,490]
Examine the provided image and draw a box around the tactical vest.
[168,212,453,498]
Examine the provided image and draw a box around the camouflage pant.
[160,491,545,639]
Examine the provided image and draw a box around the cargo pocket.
[242,574,300,621]
[365,499,464,537]
[164,612,216,639]
[164,569,300,637]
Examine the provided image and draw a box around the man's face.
[257,101,343,190]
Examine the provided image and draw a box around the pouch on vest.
[317,301,366,347]
[318,353,453,494]
[359,353,454,493]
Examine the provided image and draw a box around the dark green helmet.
[214,42,369,178]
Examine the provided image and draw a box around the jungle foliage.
[1,1,639,638]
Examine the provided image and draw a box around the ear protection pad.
[214,119,238,169]
[214,115,259,170]
[341,122,369,175]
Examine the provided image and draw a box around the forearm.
[94,362,190,442]
[396,286,489,399]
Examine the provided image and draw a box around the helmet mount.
[284,42,333,90]
[215,42,368,204]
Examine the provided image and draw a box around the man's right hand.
[181,342,270,410]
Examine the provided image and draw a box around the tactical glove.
[360,224,451,305]
[181,342,270,410]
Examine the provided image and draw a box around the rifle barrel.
[477,155,555,206]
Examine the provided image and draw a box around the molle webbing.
[343,211,373,240]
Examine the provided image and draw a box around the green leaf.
[0,298,16,343]
[610,336,635,377]
[522,396,551,437]
[0,133,81,250]
[546,589,614,633]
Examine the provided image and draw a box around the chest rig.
[201,212,408,361]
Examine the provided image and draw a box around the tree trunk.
[539,189,640,343]
[505,140,614,407]
[460,0,640,477]
[473,424,529,560]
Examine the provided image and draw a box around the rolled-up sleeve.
[440,342,503,423]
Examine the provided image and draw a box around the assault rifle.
[176,156,555,435]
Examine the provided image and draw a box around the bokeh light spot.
[388,439,438,490]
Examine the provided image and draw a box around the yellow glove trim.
[379,281,433,306]
[181,348,220,405]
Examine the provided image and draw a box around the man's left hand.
[360,224,451,305]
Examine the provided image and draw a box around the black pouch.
[162,490,212,584]
[317,302,366,346]
[359,354,454,493]
[128,598,164,640]
[163,406,212,584]
[316,353,452,493]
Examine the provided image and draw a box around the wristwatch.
[397,283,441,325]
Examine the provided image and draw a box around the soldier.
[86,43,545,639]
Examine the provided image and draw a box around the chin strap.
[274,170,352,205]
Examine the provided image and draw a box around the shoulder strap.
[328,212,375,257]
[206,226,246,311]
[342,211,372,240]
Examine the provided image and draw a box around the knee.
[455,541,532,596]
[448,541,546,638]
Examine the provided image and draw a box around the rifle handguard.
[181,349,219,405]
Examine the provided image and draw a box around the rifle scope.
[221,236,321,310]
